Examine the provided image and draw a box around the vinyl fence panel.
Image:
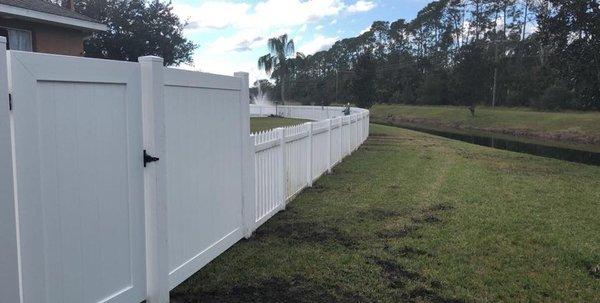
[253,129,285,226]
[330,117,343,166]
[9,51,146,303]
[311,120,330,180]
[283,123,311,201]
[163,68,245,290]
[249,105,369,236]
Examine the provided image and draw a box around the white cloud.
[359,25,371,35]
[182,51,268,84]
[175,0,345,32]
[174,2,250,30]
[316,25,324,30]
[243,0,344,30]
[346,1,376,13]
[298,35,338,55]
[208,32,266,53]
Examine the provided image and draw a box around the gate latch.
[143,150,160,167]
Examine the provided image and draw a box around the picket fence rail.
[0,37,368,303]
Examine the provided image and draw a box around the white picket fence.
[0,36,369,303]
[248,105,369,234]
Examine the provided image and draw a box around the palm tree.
[258,34,295,103]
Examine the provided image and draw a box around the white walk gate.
[8,50,147,303]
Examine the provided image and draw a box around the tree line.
[257,0,599,110]
[51,0,195,66]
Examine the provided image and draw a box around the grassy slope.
[370,104,600,147]
[171,124,600,303]
[250,117,309,133]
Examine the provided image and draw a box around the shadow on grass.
[171,274,366,303]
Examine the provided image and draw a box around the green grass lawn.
[370,104,600,148]
[250,117,309,133]
[171,123,600,302]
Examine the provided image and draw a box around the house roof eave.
[0,4,107,31]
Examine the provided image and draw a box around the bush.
[533,84,572,111]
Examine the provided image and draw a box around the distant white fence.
[248,105,369,234]
[0,36,368,303]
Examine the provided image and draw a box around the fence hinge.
[8,93,12,111]
[143,149,160,167]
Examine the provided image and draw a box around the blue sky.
[173,0,430,83]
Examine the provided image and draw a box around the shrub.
[533,84,573,111]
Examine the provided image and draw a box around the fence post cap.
[138,56,164,63]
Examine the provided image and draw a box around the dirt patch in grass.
[402,286,466,303]
[253,221,357,248]
[412,203,454,224]
[395,246,430,257]
[377,202,453,239]
[377,225,420,239]
[357,208,401,220]
[305,184,327,193]
[411,214,442,224]
[171,275,365,303]
[330,167,349,175]
[588,263,600,279]
[427,203,454,212]
[369,256,421,283]
[367,256,465,303]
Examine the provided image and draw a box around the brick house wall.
[0,16,87,56]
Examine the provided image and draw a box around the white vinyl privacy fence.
[0,37,368,303]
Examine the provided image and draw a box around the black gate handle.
[143,150,160,167]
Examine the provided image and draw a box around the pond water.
[398,125,600,166]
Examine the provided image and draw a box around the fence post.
[367,113,370,139]
[364,113,368,142]
[306,122,313,187]
[235,72,254,239]
[340,118,344,158]
[354,115,359,151]
[0,36,20,303]
[139,56,169,303]
[327,119,332,174]
[277,128,286,210]
[244,135,256,237]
